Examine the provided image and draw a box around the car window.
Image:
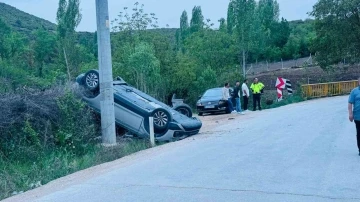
[203,89,222,98]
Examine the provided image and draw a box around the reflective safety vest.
[250,82,265,94]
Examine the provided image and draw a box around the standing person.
[242,79,250,111]
[348,77,360,156]
[222,82,236,114]
[250,78,265,111]
[233,81,245,114]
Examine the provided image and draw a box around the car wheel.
[151,108,172,133]
[226,108,231,114]
[198,112,203,116]
[173,104,193,117]
[84,70,100,92]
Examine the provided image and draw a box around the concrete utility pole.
[95,0,116,145]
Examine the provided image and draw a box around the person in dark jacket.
[233,81,245,114]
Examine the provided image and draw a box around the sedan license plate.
[205,105,215,109]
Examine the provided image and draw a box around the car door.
[113,87,145,134]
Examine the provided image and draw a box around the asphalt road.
[4,96,360,202]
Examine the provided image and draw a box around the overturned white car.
[76,70,202,141]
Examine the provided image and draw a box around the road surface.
[4,96,360,202]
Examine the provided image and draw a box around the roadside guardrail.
[301,80,358,98]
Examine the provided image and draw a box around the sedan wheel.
[153,111,168,127]
[151,108,172,133]
[84,70,100,91]
[173,104,193,118]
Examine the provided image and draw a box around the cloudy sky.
[0,0,317,32]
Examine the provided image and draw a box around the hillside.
[0,2,311,50]
[0,2,176,46]
[0,2,56,35]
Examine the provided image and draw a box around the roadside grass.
[261,93,305,110]
[0,88,153,200]
[0,138,151,200]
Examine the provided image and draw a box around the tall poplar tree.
[190,6,204,33]
[177,10,189,51]
[56,0,82,80]
[230,0,258,77]
[180,11,189,41]
[258,0,280,31]
[227,1,235,34]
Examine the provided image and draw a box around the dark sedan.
[196,87,234,116]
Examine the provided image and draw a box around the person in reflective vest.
[250,78,265,111]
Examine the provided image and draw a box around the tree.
[190,6,204,33]
[33,29,57,77]
[56,0,82,80]
[171,53,197,97]
[112,3,158,34]
[111,3,162,96]
[258,0,280,31]
[227,1,236,34]
[0,18,26,62]
[283,35,300,61]
[176,10,189,52]
[184,30,236,72]
[229,0,259,77]
[310,0,360,69]
[180,11,189,42]
[194,67,218,100]
[175,29,181,51]
[218,18,227,32]
[112,2,159,53]
[128,42,160,95]
[0,18,11,60]
[257,0,282,61]
[271,18,290,48]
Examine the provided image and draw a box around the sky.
[0,0,317,32]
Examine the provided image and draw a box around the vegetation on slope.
[0,3,56,36]
[0,0,359,199]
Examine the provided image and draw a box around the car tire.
[84,70,100,92]
[173,104,193,117]
[226,108,231,114]
[151,108,172,133]
[198,112,203,116]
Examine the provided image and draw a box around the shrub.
[55,91,99,155]
[0,86,100,199]
[0,85,154,200]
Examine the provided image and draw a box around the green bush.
[55,91,98,155]
[0,61,53,92]
[263,94,304,109]
[0,86,154,200]
[260,87,304,110]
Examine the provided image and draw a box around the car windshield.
[202,89,222,98]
